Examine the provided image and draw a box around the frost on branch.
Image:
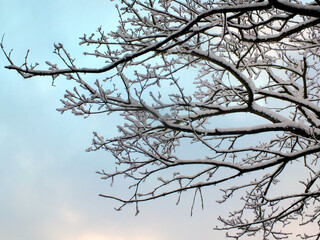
[3,0,320,239]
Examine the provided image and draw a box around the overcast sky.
[0,1,229,240]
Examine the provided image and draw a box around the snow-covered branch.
[3,0,320,239]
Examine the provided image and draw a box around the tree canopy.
[3,0,320,239]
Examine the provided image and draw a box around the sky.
[0,1,227,240]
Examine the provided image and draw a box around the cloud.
[64,232,161,240]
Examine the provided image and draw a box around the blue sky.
[0,1,227,239]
